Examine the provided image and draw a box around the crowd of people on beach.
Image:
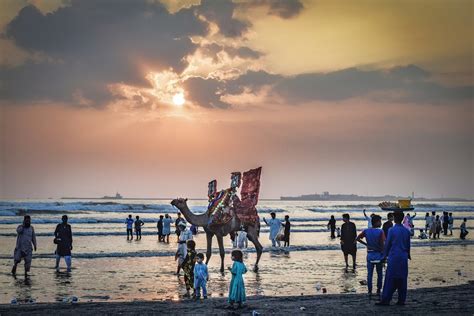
[9,208,469,308]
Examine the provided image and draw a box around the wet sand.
[1,282,473,315]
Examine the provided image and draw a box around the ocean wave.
[0,239,471,260]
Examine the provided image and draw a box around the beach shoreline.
[1,282,473,315]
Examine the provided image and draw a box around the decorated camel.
[170,167,263,272]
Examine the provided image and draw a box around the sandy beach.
[1,282,473,315]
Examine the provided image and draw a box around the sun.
[172,92,185,106]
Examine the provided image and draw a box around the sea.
[0,199,473,304]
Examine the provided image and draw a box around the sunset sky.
[0,0,472,199]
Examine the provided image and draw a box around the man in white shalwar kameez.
[263,212,282,247]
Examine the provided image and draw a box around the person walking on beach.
[126,214,134,240]
[54,215,73,273]
[382,213,393,238]
[424,212,432,233]
[460,218,468,239]
[134,216,144,240]
[282,215,291,247]
[193,253,208,300]
[181,240,197,298]
[263,212,282,247]
[433,215,442,239]
[442,212,450,236]
[448,213,454,236]
[176,221,193,275]
[429,212,437,239]
[236,227,248,249]
[157,215,164,242]
[356,214,385,296]
[227,249,247,310]
[12,215,37,276]
[340,213,357,271]
[162,214,173,243]
[175,212,185,239]
[328,215,336,239]
[376,211,411,306]
[363,209,373,228]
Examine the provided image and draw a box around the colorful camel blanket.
[235,167,261,223]
[207,188,234,226]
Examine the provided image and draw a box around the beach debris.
[322,288,327,294]
[457,271,462,276]
[10,298,17,305]
[300,307,306,311]
[359,280,368,285]
[28,298,36,304]
[252,310,260,316]
[315,282,321,291]
[71,296,79,303]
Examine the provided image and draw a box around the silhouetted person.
[376,211,411,306]
[157,215,164,242]
[448,213,454,235]
[340,213,357,271]
[126,214,134,240]
[12,215,37,276]
[460,218,468,239]
[382,213,394,238]
[135,216,144,240]
[175,212,185,239]
[442,211,449,235]
[54,215,73,272]
[282,215,291,247]
[328,215,336,239]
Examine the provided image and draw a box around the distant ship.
[102,192,123,199]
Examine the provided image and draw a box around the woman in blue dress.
[227,249,247,309]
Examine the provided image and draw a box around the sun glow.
[172,92,185,106]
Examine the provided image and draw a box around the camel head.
[170,198,188,209]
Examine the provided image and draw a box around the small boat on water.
[379,199,414,211]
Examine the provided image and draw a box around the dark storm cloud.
[185,65,472,108]
[1,0,208,106]
[242,0,304,19]
[196,0,250,38]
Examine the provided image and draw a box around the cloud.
[185,65,472,108]
[200,43,262,62]
[183,76,230,109]
[0,1,208,106]
[242,0,304,19]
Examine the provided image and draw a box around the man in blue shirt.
[356,214,385,296]
[125,214,134,240]
[376,211,411,306]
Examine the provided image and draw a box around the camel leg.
[216,235,225,273]
[247,225,263,272]
[205,231,213,265]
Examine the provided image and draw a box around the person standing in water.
[382,213,394,238]
[54,215,73,273]
[193,253,209,300]
[162,214,173,243]
[363,209,374,228]
[328,215,336,239]
[424,212,432,233]
[175,212,185,240]
[340,213,357,271]
[433,215,442,239]
[176,221,193,275]
[12,215,37,277]
[157,215,164,242]
[282,215,291,247]
[460,218,468,239]
[448,213,454,236]
[356,215,385,297]
[263,212,282,247]
[181,240,197,298]
[125,214,134,240]
[442,211,450,236]
[376,211,411,306]
[134,215,144,240]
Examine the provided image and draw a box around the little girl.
[181,240,196,298]
[227,249,247,309]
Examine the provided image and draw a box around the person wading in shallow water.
[12,215,37,277]
[54,215,73,273]
[125,214,134,240]
[134,216,144,240]
[328,215,336,239]
[376,211,411,306]
[340,213,357,272]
